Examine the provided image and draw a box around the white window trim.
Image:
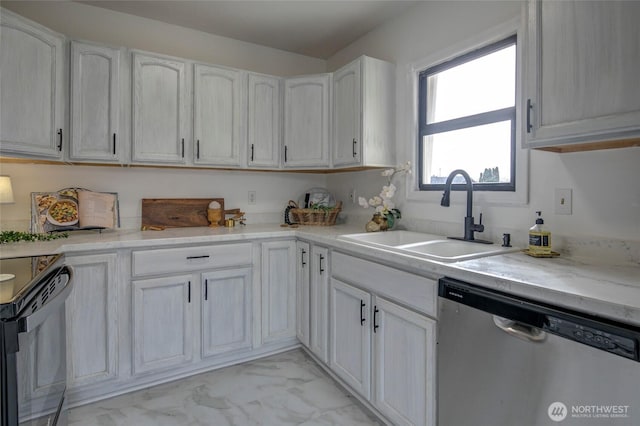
[404,15,529,207]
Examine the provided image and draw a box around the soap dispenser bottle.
[528,211,551,255]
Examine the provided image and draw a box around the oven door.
[15,274,72,426]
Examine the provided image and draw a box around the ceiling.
[76,1,421,59]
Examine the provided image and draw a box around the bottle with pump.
[528,211,552,255]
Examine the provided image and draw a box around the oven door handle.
[18,276,73,333]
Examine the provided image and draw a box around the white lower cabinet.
[65,253,119,389]
[201,268,252,358]
[132,274,194,375]
[329,278,372,399]
[329,252,437,426]
[309,245,329,363]
[261,240,297,343]
[373,297,435,426]
[295,241,311,347]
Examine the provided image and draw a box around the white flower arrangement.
[358,161,411,228]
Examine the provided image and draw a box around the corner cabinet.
[69,41,122,163]
[283,74,331,168]
[193,64,245,167]
[332,56,395,168]
[131,52,188,164]
[248,73,282,168]
[0,9,65,159]
[524,0,640,151]
[295,241,311,347]
[261,240,297,343]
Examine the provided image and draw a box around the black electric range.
[0,254,73,426]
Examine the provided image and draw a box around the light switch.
[555,188,572,215]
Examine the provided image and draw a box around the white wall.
[0,2,328,231]
[326,1,640,244]
[1,1,325,76]
[0,162,325,230]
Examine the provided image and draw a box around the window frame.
[417,34,517,192]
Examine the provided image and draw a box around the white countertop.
[1,224,639,326]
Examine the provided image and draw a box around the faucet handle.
[479,213,483,225]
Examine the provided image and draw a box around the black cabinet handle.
[251,144,254,162]
[284,145,288,162]
[181,138,185,158]
[526,99,533,133]
[113,133,117,155]
[187,255,210,260]
[373,306,379,333]
[360,300,366,326]
[204,279,208,301]
[57,129,63,151]
[188,281,191,303]
[319,255,325,274]
[196,140,200,159]
[301,249,306,266]
[352,138,357,158]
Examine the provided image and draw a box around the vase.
[365,213,389,232]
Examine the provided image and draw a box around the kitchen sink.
[395,239,515,262]
[338,231,444,248]
[339,231,517,262]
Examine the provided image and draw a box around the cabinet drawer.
[132,243,252,277]
[332,252,437,318]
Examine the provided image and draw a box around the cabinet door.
[525,0,640,148]
[194,64,244,166]
[296,241,311,347]
[309,245,329,363]
[329,278,371,400]
[132,275,193,374]
[283,75,330,168]
[132,53,187,163]
[0,10,65,159]
[373,297,436,426]
[261,240,296,343]
[201,268,252,358]
[332,60,361,167]
[248,73,281,168]
[65,253,118,388]
[70,42,121,162]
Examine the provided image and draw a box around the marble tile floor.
[68,349,382,426]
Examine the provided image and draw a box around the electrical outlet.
[555,188,572,215]
[248,190,256,205]
[349,188,356,203]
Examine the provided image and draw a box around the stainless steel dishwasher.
[437,277,640,426]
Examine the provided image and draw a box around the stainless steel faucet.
[440,169,491,244]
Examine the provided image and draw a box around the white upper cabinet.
[193,64,244,166]
[332,56,395,168]
[283,74,331,168]
[524,0,640,151]
[248,73,282,168]
[132,52,188,164]
[0,9,65,159]
[69,41,121,162]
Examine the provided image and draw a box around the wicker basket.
[289,200,342,226]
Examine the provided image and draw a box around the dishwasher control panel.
[544,316,638,361]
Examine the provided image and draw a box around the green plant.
[0,231,69,244]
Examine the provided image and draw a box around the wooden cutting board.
[141,198,224,228]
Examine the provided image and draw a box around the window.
[418,35,516,191]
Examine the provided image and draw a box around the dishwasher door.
[437,280,640,426]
